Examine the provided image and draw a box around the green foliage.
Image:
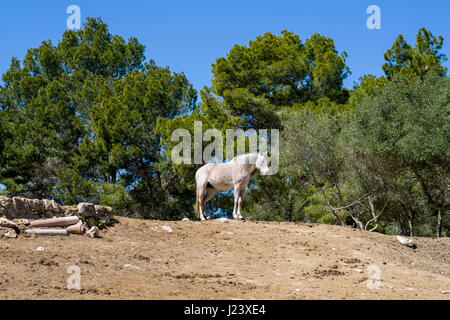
[383,27,447,80]
[210,30,350,129]
[350,73,449,236]
[0,17,196,220]
[348,74,388,107]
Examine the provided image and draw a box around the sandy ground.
[0,216,449,300]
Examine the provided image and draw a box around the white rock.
[181,218,189,221]
[0,217,16,228]
[87,226,99,238]
[216,218,229,222]
[396,236,416,248]
[355,269,363,273]
[36,246,45,252]
[441,290,450,294]
[124,264,141,270]
[4,229,17,238]
[161,225,173,233]
[77,202,96,217]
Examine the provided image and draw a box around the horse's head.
[256,151,270,175]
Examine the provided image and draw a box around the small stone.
[396,236,416,248]
[161,226,172,233]
[355,269,363,273]
[124,264,140,270]
[441,290,450,294]
[87,226,99,238]
[4,229,17,238]
[181,218,189,221]
[36,246,45,252]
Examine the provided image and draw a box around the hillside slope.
[0,216,449,299]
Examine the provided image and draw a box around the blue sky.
[0,0,449,92]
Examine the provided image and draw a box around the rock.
[441,290,450,294]
[36,246,45,252]
[12,197,28,215]
[0,217,17,228]
[182,218,190,221]
[28,198,45,213]
[0,196,12,208]
[87,226,99,238]
[99,215,111,226]
[161,226,173,233]
[61,206,77,216]
[42,199,61,213]
[4,229,17,238]
[396,236,417,248]
[16,218,30,225]
[77,203,96,217]
[123,264,141,270]
[216,218,229,222]
[355,268,363,273]
[0,227,17,238]
[105,206,113,216]
[0,196,13,218]
[94,205,107,216]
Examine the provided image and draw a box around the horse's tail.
[195,187,199,219]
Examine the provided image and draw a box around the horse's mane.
[229,152,258,163]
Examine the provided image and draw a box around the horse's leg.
[232,184,242,219]
[203,188,217,220]
[198,184,207,221]
[237,187,246,220]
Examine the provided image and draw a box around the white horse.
[195,152,270,221]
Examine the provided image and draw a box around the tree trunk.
[156,172,167,220]
[437,208,442,238]
[408,210,414,237]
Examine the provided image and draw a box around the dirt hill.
[0,216,449,299]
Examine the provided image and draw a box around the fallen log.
[25,228,68,236]
[29,216,79,228]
